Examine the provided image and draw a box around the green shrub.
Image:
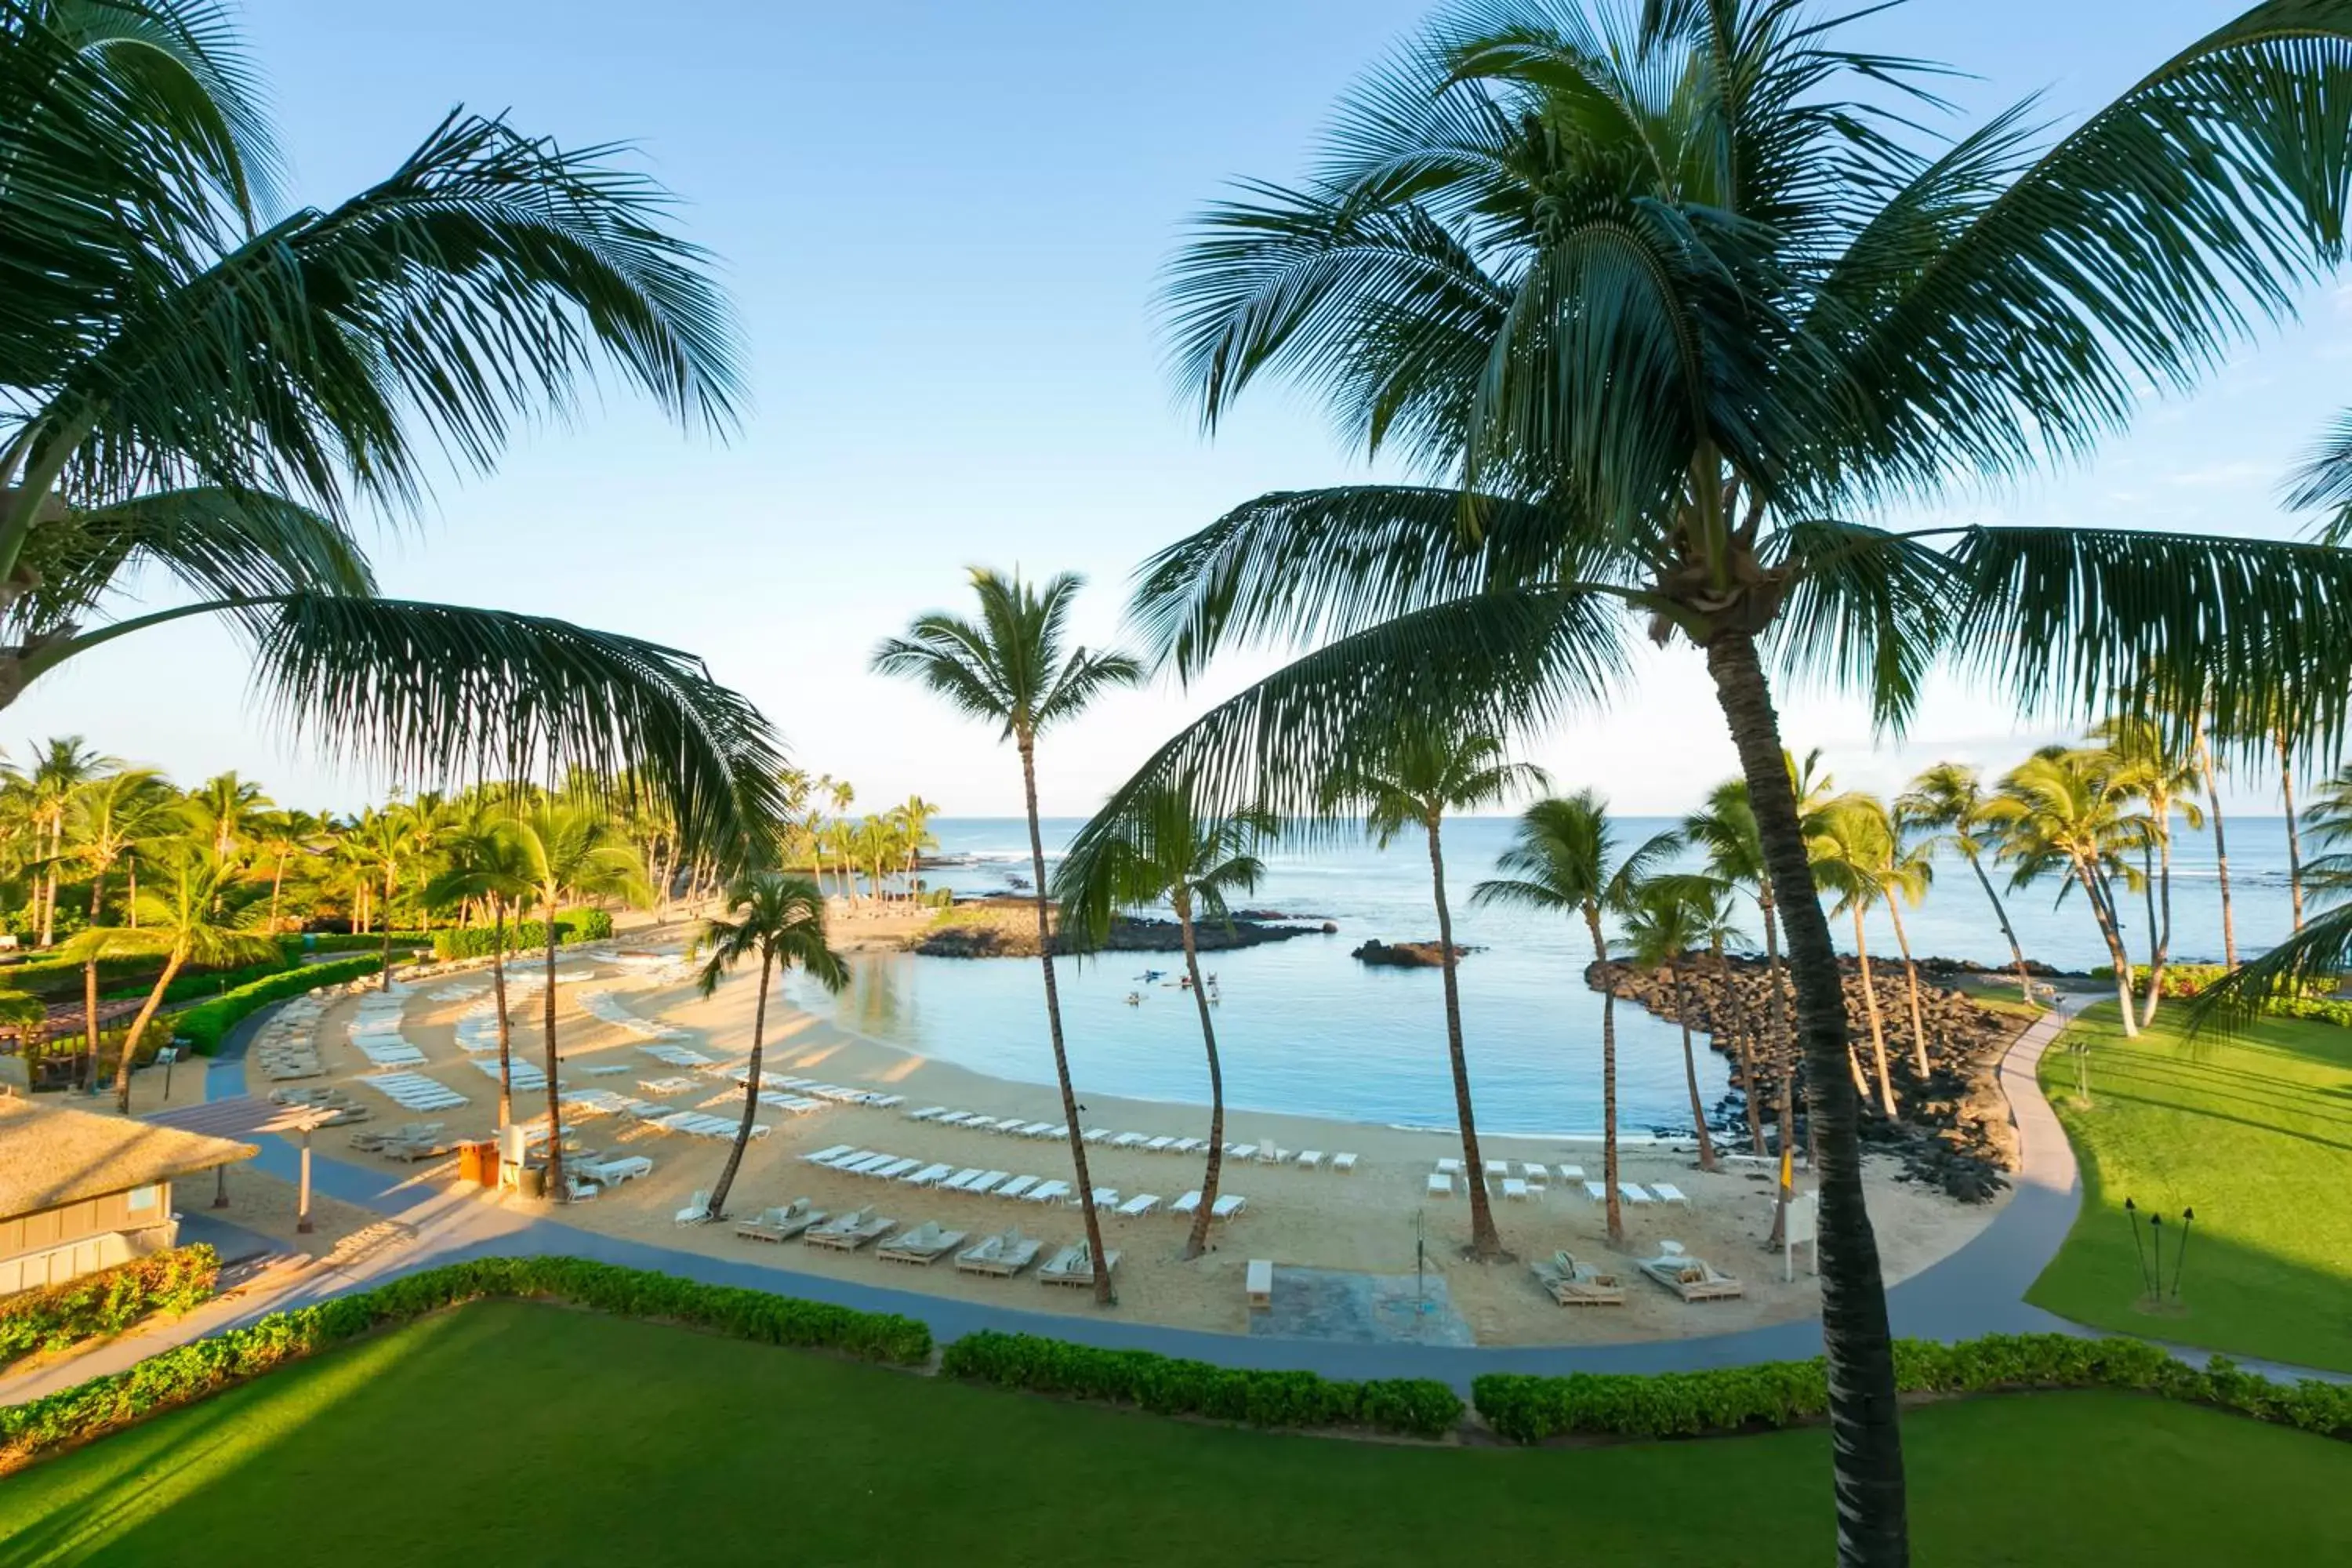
[430,911,612,962]
[0,1247,220,1366]
[1472,1333,2352,1444]
[296,932,427,956]
[0,1256,931,1468]
[2084,964,2352,1019]
[938,1330,1461,1438]
[1,949,289,1003]
[103,955,305,1006]
[172,956,383,1054]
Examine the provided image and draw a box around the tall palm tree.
[1686,874,1767,1156]
[64,838,277,1112]
[0,1,786,863]
[695,873,847,1218]
[2195,717,2238,970]
[1808,797,1901,1118]
[1897,764,2032,1004]
[873,568,1141,1304]
[250,808,324,935]
[1470,790,1671,1244]
[1619,877,1723,1172]
[187,771,270,861]
[898,794,942,902]
[2097,717,2206,1025]
[424,821,537,1127]
[507,804,646,1196]
[64,764,174,1077]
[1116,8,2352,1552]
[17,737,116,945]
[1325,727,1543,1258]
[1988,749,2148,1037]
[1058,785,1270,1260]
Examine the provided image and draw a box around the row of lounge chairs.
[903,1107,1069,1138]
[724,1196,1114,1287]
[351,1120,456,1161]
[800,1145,1249,1225]
[359,1072,467,1112]
[1582,1179,1690,1206]
[741,1070,901,1109]
[1530,1242,1744,1305]
[1217,1142,1359,1172]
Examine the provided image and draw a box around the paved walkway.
[7,993,2332,1400]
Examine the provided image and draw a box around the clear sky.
[21,0,2344,816]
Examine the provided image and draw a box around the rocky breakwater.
[913,898,1332,958]
[1588,955,2024,1203]
[1350,939,1478,968]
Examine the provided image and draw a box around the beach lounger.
[1331,1152,1358,1174]
[873,1157,921,1181]
[674,1189,713,1225]
[1436,1157,1461,1176]
[1522,1163,1549,1186]
[1142,1135,1174,1153]
[1501,1178,1530,1202]
[1210,1194,1247,1221]
[1033,1127,1069,1142]
[1039,1242,1120,1288]
[903,1163,955,1187]
[942,1167,986,1192]
[804,1208,895,1251]
[1297,1151,1323,1171]
[1484,1158,1509,1179]
[1086,1188,1118,1210]
[564,1174,601,1202]
[935,1112,978,1127]
[1025,1180,1071,1204]
[1532,1250,1626,1306]
[1555,1164,1585,1181]
[906,1106,949,1122]
[996,1174,1040,1201]
[1112,1132,1148,1149]
[988,1117,1027,1134]
[1018,1122,1055,1139]
[1171,1138,1203,1155]
[579,1155,654,1188]
[811,1146,868,1168]
[1651,1182,1690,1204]
[1428,1173,1454,1198]
[966,1171,1011,1196]
[1229,1144,1258,1162]
[1246,1258,1273,1309]
[1116,1193,1160,1218]
[1619,1182,1654,1205]
[1171,1190,1203,1217]
[1081,1127,1113,1144]
[867,1094,904,1109]
[877,1221,967,1265]
[1640,1242,1744,1301]
[736,1200,825,1243]
[1256,1145,1288,1165]
[1582,1180,1610,1202]
[838,1152,891,1174]
[956,1228,1044,1277]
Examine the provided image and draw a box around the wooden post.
[297,1127,314,1234]
[212,1163,229,1209]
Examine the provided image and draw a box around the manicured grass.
[5,1302,2350,1565]
[2030,1004,2352,1372]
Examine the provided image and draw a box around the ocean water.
[779,815,2308,1136]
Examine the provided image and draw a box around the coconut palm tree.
[1686,874,1767,1156]
[1808,797,1902,1117]
[1875,806,1938,1083]
[0,1,786,861]
[1618,876,1724,1171]
[898,795,942,902]
[1470,790,1671,1243]
[1898,764,2033,1004]
[1058,785,1271,1260]
[1324,727,1543,1258]
[873,568,1141,1304]
[2096,717,2206,1025]
[695,873,847,1218]
[424,820,537,1127]
[64,764,174,1076]
[15,738,117,945]
[507,803,647,1196]
[250,808,327,935]
[65,837,277,1112]
[1117,8,2352,1550]
[1988,749,2149,1039]
[187,771,270,861]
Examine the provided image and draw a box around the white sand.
[279,952,2006,1345]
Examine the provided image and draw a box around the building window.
[126,1184,160,1212]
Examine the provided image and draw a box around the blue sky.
[24,0,2347,815]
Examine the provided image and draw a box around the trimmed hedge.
[2,949,286,1003]
[431,910,614,962]
[0,1246,220,1366]
[938,1330,1462,1439]
[299,931,428,956]
[172,956,384,1054]
[1472,1334,2352,1444]
[2085,963,2352,1022]
[0,1256,931,1469]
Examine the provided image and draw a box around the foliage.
[0,1247,219,1366]
[0,1256,930,1468]
[429,912,611,961]
[298,931,429,955]
[171,956,383,1054]
[939,1330,1461,1439]
[1472,1333,2352,1445]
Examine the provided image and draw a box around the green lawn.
[5,1302,2350,1566]
[2029,1004,2352,1372]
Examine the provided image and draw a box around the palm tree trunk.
[1962,849,2033,1004]
[2198,725,2236,968]
[709,951,770,1218]
[1018,740,1111,1305]
[114,948,187,1113]
[1177,892,1224,1261]
[2279,725,2305,932]
[1882,898,1931,1082]
[543,908,566,1199]
[1850,905,1897,1117]
[2078,863,2140,1040]
[378,867,396,990]
[2140,829,2173,1029]
[1668,964,1718,1171]
[269,855,287,934]
[125,858,137,928]
[1760,895,1796,1247]
[1709,938,1766,1156]
[1425,816,1500,1258]
[1584,907,1623,1246]
[491,899,514,1128]
[1704,630,1906,1567]
[82,955,100,1093]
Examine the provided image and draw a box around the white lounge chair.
[996,1175,1040,1200]
[1522,1163,1549,1187]
[1081,1127,1113,1144]
[1501,1178,1530,1202]
[906,1106,948,1122]
[1331,1152,1358,1174]
[1428,1173,1454,1198]
[1116,1193,1160,1218]
[1170,1189,1203,1216]
[903,1163,954,1187]
[1086,1187,1119,1209]
[1246,1258,1272,1308]
[873,1157,921,1181]
[1228,1144,1258,1162]
[1583,1179,1610,1202]
[1620,1182,1654,1205]
[1210,1194,1247,1221]
[1025,1180,1071,1204]
[1484,1158,1508,1179]
[1651,1182,1690,1204]
[1112,1132,1147,1149]
[1142,1135,1174,1153]
[942,1167,986,1192]
[1436,1157,1462,1176]
[674,1189,713,1225]
[966,1171,1011,1196]
[1556,1163,1585,1181]
[1296,1151,1323,1171]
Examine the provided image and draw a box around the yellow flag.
[1780,1143,1794,1193]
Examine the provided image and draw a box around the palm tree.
[0,2,785,862]
[507,804,647,1197]
[424,821,537,1127]
[1875,808,1937,1083]
[695,873,848,1218]
[898,795,942,902]
[251,809,325,935]
[1807,798,1901,1118]
[1988,749,2148,1039]
[873,568,1141,1304]
[1118,8,2352,1550]
[1058,786,1270,1260]
[1325,727,1543,1258]
[187,771,270,861]
[2195,717,2238,970]
[65,839,277,1112]
[2097,717,2206,1025]
[17,738,116,945]
[1470,790,1671,1244]
[1899,764,2033,1004]
[1618,877,1722,1172]
[2276,716,2308,933]
[64,765,174,1078]
[1686,875,1767,1156]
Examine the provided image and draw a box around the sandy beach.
[258,946,2009,1346]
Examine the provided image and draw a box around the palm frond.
[2285,406,2352,542]
[1766,517,1955,731]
